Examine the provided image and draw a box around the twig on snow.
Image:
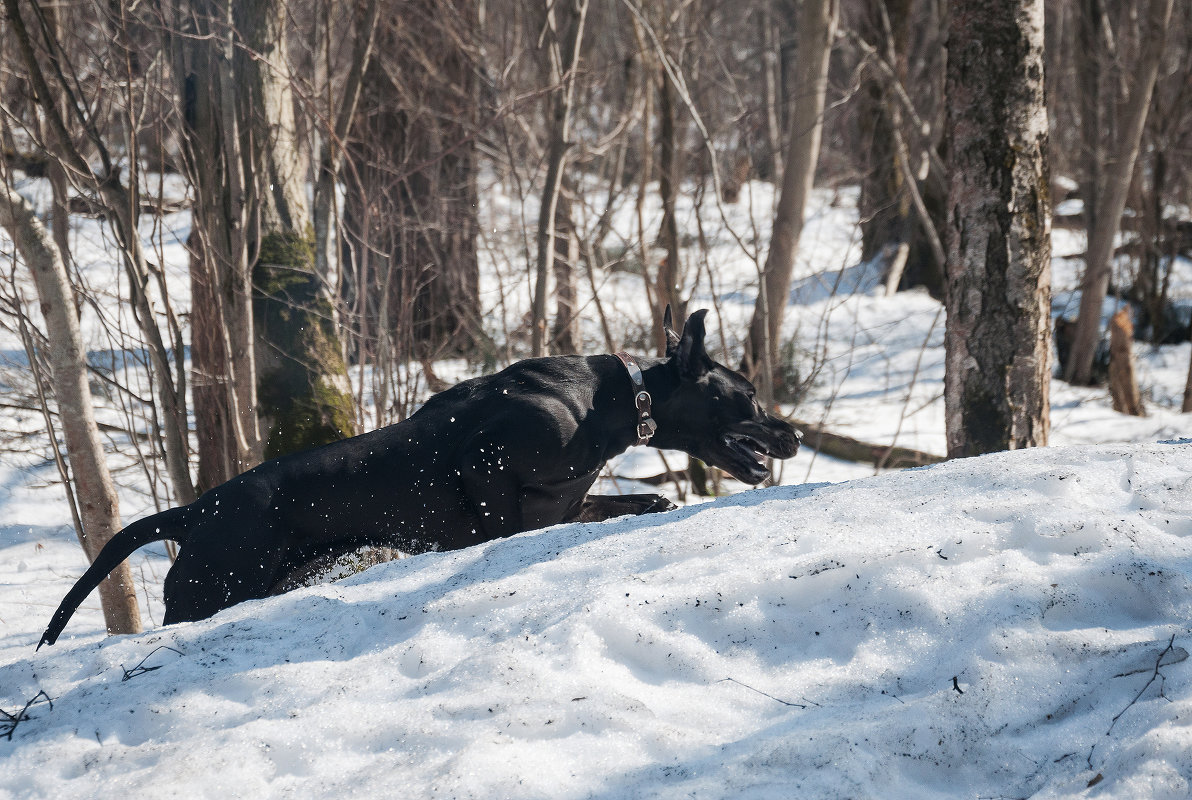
[1,690,52,741]
[121,645,184,682]
[1107,634,1177,734]
[717,677,817,709]
[1088,635,1184,771]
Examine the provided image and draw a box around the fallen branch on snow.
[791,419,946,470]
[1,690,52,741]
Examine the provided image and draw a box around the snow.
[3,442,1192,798]
[3,174,1192,796]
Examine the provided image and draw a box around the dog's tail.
[38,508,185,649]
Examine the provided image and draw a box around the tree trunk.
[656,62,686,332]
[794,418,946,469]
[848,15,948,298]
[743,0,839,396]
[943,0,1052,457]
[628,16,662,354]
[1064,0,1174,385]
[189,232,243,491]
[0,184,141,636]
[239,0,355,459]
[1183,337,1192,412]
[312,0,381,308]
[550,184,580,354]
[172,0,261,485]
[532,0,588,357]
[857,0,912,272]
[36,2,73,280]
[761,5,783,182]
[1135,148,1170,345]
[1075,0,1106,274]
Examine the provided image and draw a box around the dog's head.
[653,308,801,484]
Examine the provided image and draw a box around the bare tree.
[850,0,947,298]
[311,0,381,300]
[0,182,140,635]
[166,0,355,469]
[1064,0,1175,385]
[743,0,839,398]
[855,0,913,280]
[655,44,686,335]
[344,0,485,376]
[549,182,581,354]
[943,0,1052,456]
[164,0,263,488]
[3,0,197,503]
[532,0,589,357]
[1126,1,1192,350]
[1183,349,1192,413]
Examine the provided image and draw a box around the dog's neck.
[599,353,678,454]
[613,352,658,446]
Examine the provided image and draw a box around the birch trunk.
[0,184,141,635]
[943,0,1052,457]
[4,0,197,504]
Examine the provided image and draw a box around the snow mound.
[4,442,1192,799]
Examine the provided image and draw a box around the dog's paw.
[643,496,679,514]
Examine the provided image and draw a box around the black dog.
[40,309,800,647]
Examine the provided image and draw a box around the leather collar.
[614,352,657,446]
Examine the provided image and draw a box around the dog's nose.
[783,424,803,456]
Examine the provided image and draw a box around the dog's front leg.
[564,493,677,523]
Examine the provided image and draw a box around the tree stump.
[1109,308,1146,416]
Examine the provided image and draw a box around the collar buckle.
[615,353,656,446]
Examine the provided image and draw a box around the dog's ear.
[663,304,682,357]
[673,308,711,378]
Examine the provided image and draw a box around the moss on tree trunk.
[253,231,355,459]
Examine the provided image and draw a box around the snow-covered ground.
[3,174,1192,797]
[4,442,1192,798]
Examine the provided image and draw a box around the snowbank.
[3,441,1192,798]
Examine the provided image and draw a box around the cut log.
[1108,308,1146,416]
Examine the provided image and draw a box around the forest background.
[1,0,1191,635]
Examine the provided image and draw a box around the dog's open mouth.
[721,432,773,483]
[724,432,770,465]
